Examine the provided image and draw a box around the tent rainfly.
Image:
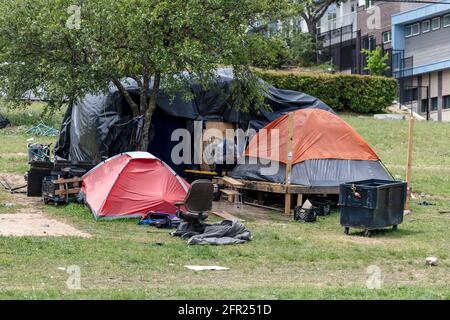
[81,152,189,220]
[231,109,392,187]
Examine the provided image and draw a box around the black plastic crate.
[339,179,407,237]
[309,197,332,216]
[294,206,317,223]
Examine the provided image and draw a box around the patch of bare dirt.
[0,173,90,238]
[0,212,90,237]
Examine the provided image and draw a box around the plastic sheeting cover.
[231,159,392,187]
[0,113,10,129]
[55,68,334,162]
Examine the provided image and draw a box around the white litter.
[302,199,313,210]
[425,257,439,266]
[184,265,230,271]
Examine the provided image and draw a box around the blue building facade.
[392,2,450,121]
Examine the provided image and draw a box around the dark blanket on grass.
[0,113,10,129]
[174,220,252,245]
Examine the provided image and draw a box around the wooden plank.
[296,194,303,207]
[405,115,414,214]
[285,112,294,185]
[210,210,239,221]
[220,189,238,195]
[220,189,237,202]
[184,169,218,176]
[222,179,339,195]
[55,188,81,196]
[216,178,339,195]
[284,194,292,216]
[284,112,295,216]
[53,177,83,184]
[222,176,244,187]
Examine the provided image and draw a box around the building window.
[363,36,376,51]
[431,97,438,111]
[327,4,337,21]
[444,95,450,109]
[411,88,419,101]
[421,99,429,113]
[365,0,374,9]
[444,14,450,28]
[382,31,391,44]
[405,23,420,37]
[351,1,356,12]
[431,17,440,30]
[422,20,430,33]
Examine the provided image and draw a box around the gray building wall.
[405,25,450,67]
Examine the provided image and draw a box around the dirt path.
[0,173,90,238]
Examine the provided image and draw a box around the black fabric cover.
[0,113,10,129]
[173,219,252,245]
[55,68,333,162]
[231,158,392,187]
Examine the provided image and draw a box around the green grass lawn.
[0,106,449,300]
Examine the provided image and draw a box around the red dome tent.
[81,152,189,220]
[232,109,392,187]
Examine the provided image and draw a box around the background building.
[392,1,450,121]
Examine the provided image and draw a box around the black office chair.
[173,180,214,237]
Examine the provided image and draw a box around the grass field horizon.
[0,104,449,300]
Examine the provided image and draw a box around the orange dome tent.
[232,109,392,187]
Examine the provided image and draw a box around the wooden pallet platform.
[215,177,339,216]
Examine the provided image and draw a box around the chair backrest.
[184,179,214,213]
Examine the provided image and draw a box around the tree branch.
[112,79,140,116]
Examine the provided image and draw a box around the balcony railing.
[319,12,357,34]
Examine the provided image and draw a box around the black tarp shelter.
[55,68,333,174]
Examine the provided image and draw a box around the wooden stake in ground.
[405,114,414,214]
[284,113,294,216]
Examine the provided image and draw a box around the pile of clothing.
[138,212,181,229]
[0,113,10,129]
[172,219,252,245]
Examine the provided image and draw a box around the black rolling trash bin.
[339,179,407,237]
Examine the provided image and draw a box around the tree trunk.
[138,72,161,151]
[305,19,318,39]
[113,79,140,116]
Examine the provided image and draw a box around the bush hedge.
[256,70,398,113]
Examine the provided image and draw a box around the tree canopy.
[0,0,290,148]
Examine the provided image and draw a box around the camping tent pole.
[284,113,294,216]
[404,114,414,215]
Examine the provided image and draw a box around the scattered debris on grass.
[185,266,230,271]
[425,257,439,266]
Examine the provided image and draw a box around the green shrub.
[256,70,398,113]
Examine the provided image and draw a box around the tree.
[362,47,390,76]
[247,34,290,69]
[285,32,316,66]
[296,0,342,38]
[0,0,288,150]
